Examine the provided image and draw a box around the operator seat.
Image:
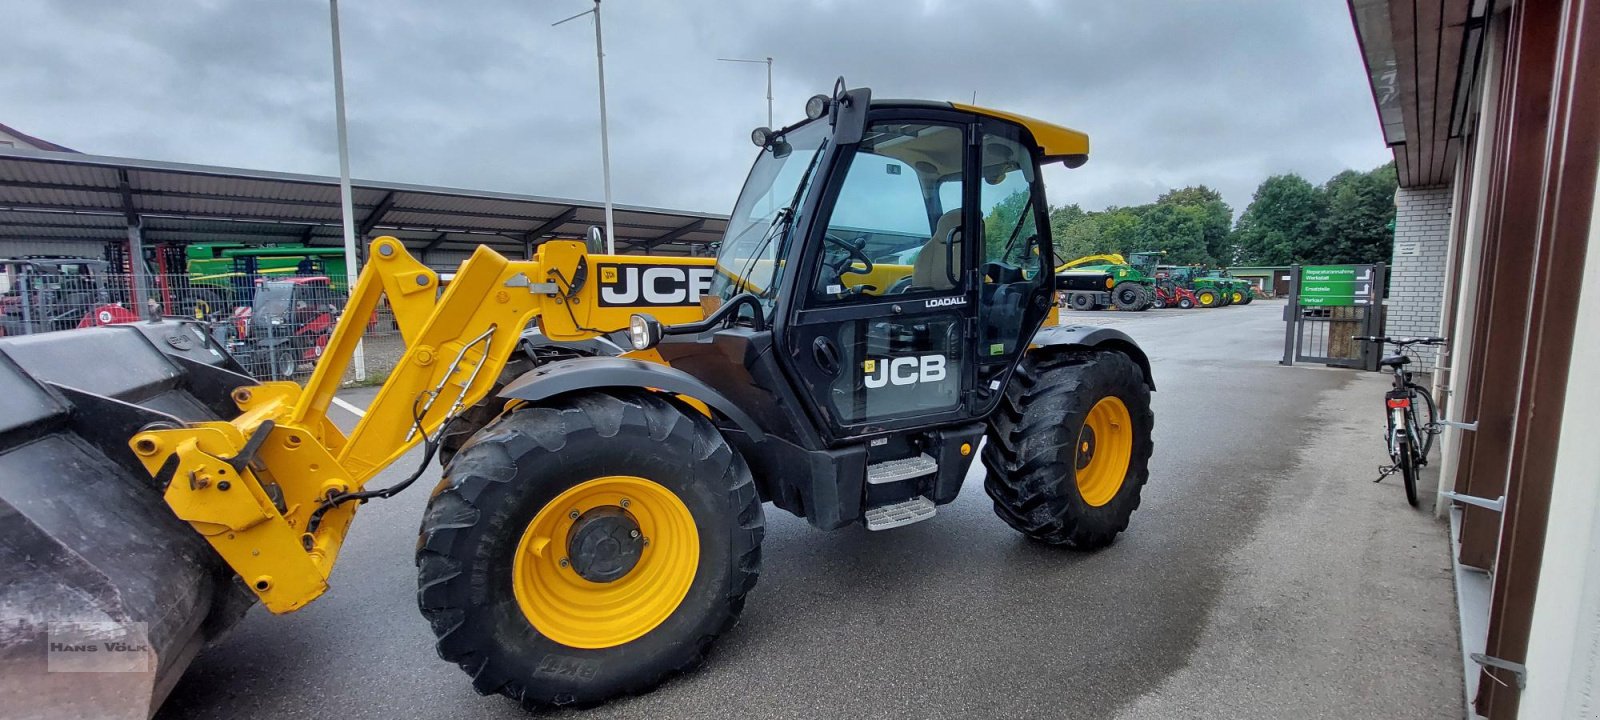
[912,209,967,291]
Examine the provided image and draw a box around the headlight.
[270,317,284,326]
[805,94,830,120]
[750,126,772,147]
[628,313,663,351]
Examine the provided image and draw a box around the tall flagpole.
[555,1,616,254]
[328,0,365,381]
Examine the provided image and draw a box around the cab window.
[809,122,967,301]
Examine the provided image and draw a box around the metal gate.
[1280,263,1385,370]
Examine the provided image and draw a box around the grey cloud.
[1,0,1392,221]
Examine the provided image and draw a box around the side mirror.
[830,79,871,145]
[585,226,606,254]
[627,313,664,350]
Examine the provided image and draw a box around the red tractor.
[223,276,344,380]
[1150,281,1198,309]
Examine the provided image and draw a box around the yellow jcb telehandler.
[0,85,1155,716]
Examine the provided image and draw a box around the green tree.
[1132,203,1211,264]
[1232,174,1326,265]
[1156,185,1234,263]
[1319,162,1397,264]
[1048,204,1098,263]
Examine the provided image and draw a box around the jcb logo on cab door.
[863,355,948,388]
[597,264,715,307]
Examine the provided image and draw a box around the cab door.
[780,113,981,441]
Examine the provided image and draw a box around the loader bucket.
[0,320,256,720]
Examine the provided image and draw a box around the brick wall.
[1388,185,1453,365]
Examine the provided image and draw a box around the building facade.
[1349,0,1599,717]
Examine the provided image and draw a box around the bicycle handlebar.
[1352,335,1447,346]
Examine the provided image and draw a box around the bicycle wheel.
[1398,433,1420,507]
[1407,383,1438,461]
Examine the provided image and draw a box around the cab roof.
[871,100,1091,165]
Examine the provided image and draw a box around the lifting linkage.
[125,236,709,614]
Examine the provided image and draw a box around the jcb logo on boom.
[597,264,715,307]
[863,355,948,388]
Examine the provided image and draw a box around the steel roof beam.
[519,207,579,243]
[357,190,396,237]
[621,218,706,253]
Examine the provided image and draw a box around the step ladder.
[863,453,939,530]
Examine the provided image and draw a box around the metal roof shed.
[0,146,729,267]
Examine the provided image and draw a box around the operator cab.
[640,85,1094,531]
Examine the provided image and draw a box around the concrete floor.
[155,301,1462,719]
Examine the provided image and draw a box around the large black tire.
[982,350,1154,548]
[1238,291,1254,305]
[437,356,536,467]
[416,390,764,709]
[1196,289,1220,308]
[1112,284,1145,311]
[1067,292,1098,312]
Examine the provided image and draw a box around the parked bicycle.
[1355,335,1445,507]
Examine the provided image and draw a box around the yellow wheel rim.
[1231,291,1243,303]
[1199,291,1215,305]
[1075,396,1133,507]
[512,476,699,649]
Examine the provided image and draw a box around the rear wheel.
[1398,435,1420,507]
[1112,284,1145,311]
[1196,289,1219,308]
[982,350,1154,548]
[1230,290,1244,304]
[1067,292,1098,312]
[416,390,764,708]
[1177,296,1194,309]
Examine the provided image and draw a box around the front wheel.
[983,350,1154,548]
[1067,293,1098,312]
[416,390,764,709]
[271,349,298,381]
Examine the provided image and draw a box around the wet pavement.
[157,300,1460,719]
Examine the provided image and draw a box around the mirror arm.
[663,292,768,336]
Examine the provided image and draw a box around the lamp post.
[717,56,773,128]
[554,0,616,254]
[327,0,365,381]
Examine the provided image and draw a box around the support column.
[125,219,149,314]
[1388,185,1454,366]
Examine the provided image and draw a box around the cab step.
[864,495,937,531]
[866,453,937,485]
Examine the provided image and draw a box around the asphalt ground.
[156,300,1461,719]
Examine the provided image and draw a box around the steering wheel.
[823,233,874,278]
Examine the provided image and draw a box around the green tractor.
[1157,266,1256,308]
[1055,251,1161,311]
[1196,269,1253,306]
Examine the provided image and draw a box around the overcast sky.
[2,0,1392,221]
